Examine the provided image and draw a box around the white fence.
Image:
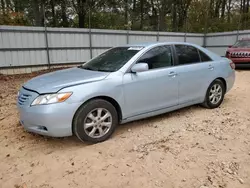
[206,30,250,55]
[0,25,249,75]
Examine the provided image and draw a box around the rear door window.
[175,45,201,65]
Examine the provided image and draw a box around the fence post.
[88,6,93,59]
[236,12,242,42]
[43,10,51,69]
[203,33,207,48]
[236,30,240,42]
[89,28,93,59]
[126,29,129,44]
[157,14,160,41]
[184,17,187,42]
[203,1,209,48]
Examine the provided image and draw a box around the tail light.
[230,61,235,69]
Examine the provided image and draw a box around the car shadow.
[17,102,227,150]
[236,67,250,71]
[116,104,202,132]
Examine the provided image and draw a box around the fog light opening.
[38,126,48,131]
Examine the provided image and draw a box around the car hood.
[23,67,110,93]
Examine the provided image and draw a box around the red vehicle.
[226,38,250,67]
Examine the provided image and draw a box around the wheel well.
[93,96,122,121]
[216,77,227,91]
[75,96,123,122]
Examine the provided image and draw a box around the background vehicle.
[226,38,250,67]
[17,42,235,143]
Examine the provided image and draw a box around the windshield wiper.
[80,66,112,72]
[96,69,112,72]
[80,67,95,71]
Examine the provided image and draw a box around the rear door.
[173,45,215,104]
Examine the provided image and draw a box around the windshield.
[233,40,250,48]
[81,47,143,72]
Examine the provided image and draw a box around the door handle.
[168,71,177,77]
[208,65,214,70]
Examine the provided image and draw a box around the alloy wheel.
[209,84,223,105]
[83,108,112,138]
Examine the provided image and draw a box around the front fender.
[59,77,125,114]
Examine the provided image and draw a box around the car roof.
[118,41,222,62]
[120,42,197,48]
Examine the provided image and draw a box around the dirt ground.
[0,70,250,188]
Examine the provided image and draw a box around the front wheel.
[73,99,118,143]
[202,79,226,109]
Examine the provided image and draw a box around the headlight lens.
[31,92,72,106]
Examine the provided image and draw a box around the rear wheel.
[73,99,118,143]
[202,79,225,109]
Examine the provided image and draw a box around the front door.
[122,45,179,119]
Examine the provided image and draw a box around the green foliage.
[0,12,30,26]
[0,0,250,33]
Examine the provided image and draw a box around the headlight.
[31,92,72,106]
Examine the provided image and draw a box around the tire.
[201,79,226,109]
[73,99,118,143]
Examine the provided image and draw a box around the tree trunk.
[241,0,244,13]
[13,0,19,12]
[247,0,249,13]
[178,10,187,31]
[78,12,85,28]
[227,0,232,22]
[51,0,56,26]
[140,0,144,30]
[124,0,128,26]
[209,0,214,18]
[5,0,12,11]
[76,0,87,28]
[150,0,157,30]
[61,0,68,27]
[221,0,226,19]
[1,0,5,14]
[215,0,222,18]
[41,2,45,26]
[33,0,42,26]
[131,0,136,29]
[172,2,177,32]
[243,0,246,13]
[159,0,167,31]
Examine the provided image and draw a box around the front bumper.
[229,57,250,64]
[17,87,81,137]
[18,102,80,137]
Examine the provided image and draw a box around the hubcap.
[209,84,222,105]
[84,108,112,138]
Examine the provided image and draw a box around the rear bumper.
[225,71,235,93]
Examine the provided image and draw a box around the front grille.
[18,93,31,105]
[230,52,250,58]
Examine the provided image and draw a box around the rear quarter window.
[199,50,212,62]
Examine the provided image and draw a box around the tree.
[0,0,250,32]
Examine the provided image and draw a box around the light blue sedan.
[17,42,235,143]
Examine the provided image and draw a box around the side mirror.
[228,45,232,48]
[131,63,149,73]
